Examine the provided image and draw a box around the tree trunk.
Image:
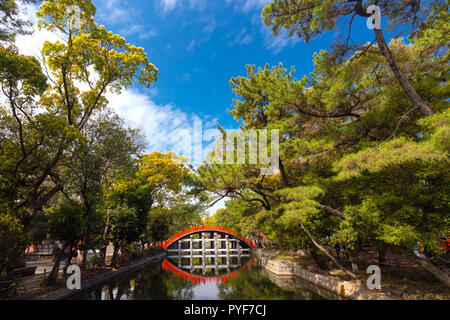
[376,245,386,265]
[387,244,450,288]
[111,245,119,268]
[0,258,6,278]
[374,28,433,116]
[22,213,34,233]
[63,245,75,275]
[310,250,329,270]
[348,252,359,273]
[357,237,363,251]
[279,157,290,187]
[43,245,66,287]
[407,255,450,288]
[77,249,87,269]
[316,204,347,220]
[101,210,111,264]
[103,210,110,242]
[101,245,108,266]
[298,220,357,279]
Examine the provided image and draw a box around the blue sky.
[17,0,381,162]
[16,0,389,214]
[94,0,313,126]
[87,0,374,151]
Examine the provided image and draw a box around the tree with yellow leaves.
[0,0,158,231]
[105,152,191,248]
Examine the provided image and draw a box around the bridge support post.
[201,233,206,275]
[178,240,182,267]
[214,233,219,275]
[238,241,241,265]
[226,235,230,273]
[190,235,194,270]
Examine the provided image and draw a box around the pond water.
[71,256,339,300]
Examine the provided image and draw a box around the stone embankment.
[39,251,167,300]
[255,249,394,300]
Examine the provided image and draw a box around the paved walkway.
[26,250,100,275]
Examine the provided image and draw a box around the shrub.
[87,254,104,270]
[0,214,29,278]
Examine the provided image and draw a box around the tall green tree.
[63,112,144,267]
[0,214,28,278]
[0,0,158,231]
[199,25,449,285]
[108,205,139,268]
[43,199,83,286]
[105,152,192,246]
[262,0,445,116]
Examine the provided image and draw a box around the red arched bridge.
[160,226,256,250]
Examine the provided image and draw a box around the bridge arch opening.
[161,226,255,250]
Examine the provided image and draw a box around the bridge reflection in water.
[77,228,340,300]
[76,253,334,300]
[163,258,256,284]
[92,227,257,300]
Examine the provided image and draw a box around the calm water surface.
[73,257,335,300]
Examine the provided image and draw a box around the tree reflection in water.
[75,258,327,300]
[79,264,196,300]
[217,268,325,300]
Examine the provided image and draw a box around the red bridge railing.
[160,225,256,249]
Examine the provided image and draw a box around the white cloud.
[107,89,222,166]
[228,27,254,46]
[15,4,64,59]
[97,0,132,22]
[262,26,300,54]
[188,0,208,11]
[120,24,158,40]
[13,2,219,165]
[203,19,216,34]
[187,39,196,52]
[106,89,193,155]
[226,0,271,12]
[160,0,178,12]
[96,1,159,41]
[181,73,192,81]
[96,0,158,43]
[158,0,207,13]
